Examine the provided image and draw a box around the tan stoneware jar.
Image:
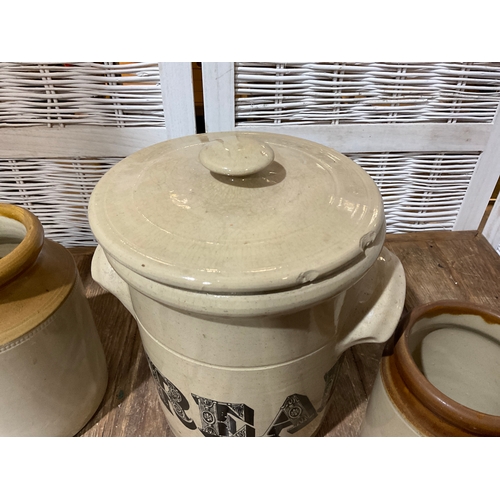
[0,203,108,436]
[88,131,406,437]
[361,301,500,436]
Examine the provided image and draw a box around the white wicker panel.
[0,62,164,127]
[203,62,500,238]
[346,152,479,232]
[0,158,121,246]
[235,62,500,125]
[0,153,480,244]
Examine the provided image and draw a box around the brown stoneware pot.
[361,301,500,436]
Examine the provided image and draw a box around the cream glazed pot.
[89,132,406,437]
[0,204,108,436]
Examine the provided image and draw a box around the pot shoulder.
[0,239,76,346]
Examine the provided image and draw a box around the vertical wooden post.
[158,62,197,139]
[454,107,500,231]
[202,62,235,133]
[483,196,500,254]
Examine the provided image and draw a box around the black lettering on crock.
[146,355,344,437]
[264,394,318,437]
[147,357,197,430]
[191,395,256,437]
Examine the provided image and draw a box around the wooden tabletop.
[74,231,500,437]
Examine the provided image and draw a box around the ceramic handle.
[335,247,406,353]
[199,136,275,176]
[91,245,136,318]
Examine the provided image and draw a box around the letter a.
[264,394,318,437]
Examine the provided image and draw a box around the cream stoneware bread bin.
[88,131,406,437]
[0,203,108,436]
[361,301,500,436]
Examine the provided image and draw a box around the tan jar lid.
[89,132,385,294]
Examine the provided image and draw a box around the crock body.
[134,286,348,437]
[88,131,407,437]
[0,204,108,437]
[0,274,108,436]
[92,244,405,437]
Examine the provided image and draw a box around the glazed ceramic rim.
[104,241,394,318]
[384,301,500,436]
[0,203,44,287]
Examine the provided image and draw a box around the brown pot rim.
[0,203,44,287]
[390,300,500,436]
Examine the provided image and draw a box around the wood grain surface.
[73,231,500,437]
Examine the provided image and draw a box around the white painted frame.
[158,62,197,140]
[202,62,500,236]
[202,62,234,133]
[483,197,500,253]
[454,105,500,231]
[0,62,196,158]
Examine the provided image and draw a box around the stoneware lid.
[88,132,385,294]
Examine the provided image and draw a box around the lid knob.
[199,136,275,176]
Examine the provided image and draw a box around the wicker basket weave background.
[233,62,500,125]
[1,62,499,248]
[205,62,500,241]
[0,62,164,246]
[347,151,479,232]
[0,62,164,127]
